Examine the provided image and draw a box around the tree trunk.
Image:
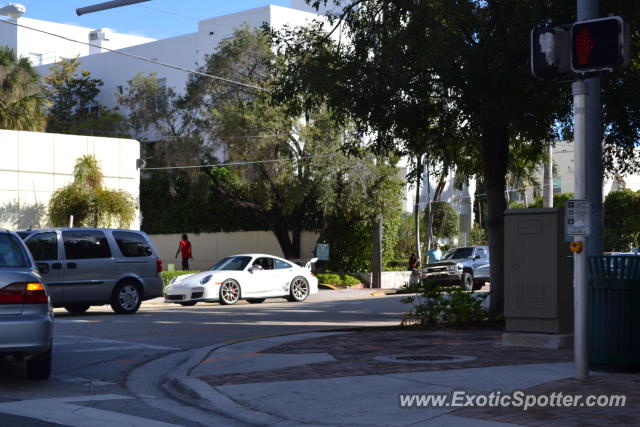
[414,155,423,266]
[271,218,300,260]
[480,126,509,318]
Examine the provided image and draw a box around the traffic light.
[531,26,575,82]
[571,16,629,74]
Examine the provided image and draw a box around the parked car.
[17,228,163,314]
[165,254,318,306]
[0,230,53,380]
[422,246,490,290]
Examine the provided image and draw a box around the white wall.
[150,231,319,271]
[0,130,140,230]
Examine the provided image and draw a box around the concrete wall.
[150,231,319,272]
[0,130,140,230]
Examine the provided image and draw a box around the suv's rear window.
[0,234,30,268]
[113,231,153,257]
[62,230,111,259]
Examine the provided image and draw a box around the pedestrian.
[175,233,193,270]
[408,253,421,285]
[427,243,443,263]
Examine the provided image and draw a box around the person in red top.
[175,234,193,270]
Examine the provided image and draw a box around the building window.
[28,53,43,66]
[553,177,562,194]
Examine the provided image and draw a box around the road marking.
[56,335,178,351]
[53,375,114,386]
[0,394,180,427]
[55,319,103,323]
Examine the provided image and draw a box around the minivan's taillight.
[0,282,48,305]
[156,258,163,274]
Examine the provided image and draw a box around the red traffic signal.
[571,16,629,73]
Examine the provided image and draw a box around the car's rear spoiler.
[305,257,318,270]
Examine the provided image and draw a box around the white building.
[0,130,141,230]
[0,4,154,66]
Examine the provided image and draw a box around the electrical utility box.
[504,208,573,333]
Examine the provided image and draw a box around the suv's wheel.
[64,304,90,314]
[110,281,142,314]
[27,342,52,380]
[461,272,473,291]
[287,277,309,302]
[219,279,241,305]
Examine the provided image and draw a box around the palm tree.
[0,46,47,131]
[48,155,137,228]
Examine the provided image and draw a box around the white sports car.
[164,254,319,306]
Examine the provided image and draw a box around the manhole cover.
[374,354,476,364]
[395,355,455,361]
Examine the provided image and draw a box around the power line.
[0,19,268,92]
[137,4,199,21]
[141,156,314,171]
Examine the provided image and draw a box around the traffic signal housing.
[571,16,629,74]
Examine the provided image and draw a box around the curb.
[164,329,353,425]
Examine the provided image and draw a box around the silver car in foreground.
[0,230,53,380]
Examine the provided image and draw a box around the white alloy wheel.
[220,279,241,305]
[289,276,309,302]
[111,281,141,314]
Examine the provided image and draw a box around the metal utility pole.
[76,0,151,16]
[577,0,603,258]
[572,79,589,380]
[414,155,423,267]
[543,143,553,208]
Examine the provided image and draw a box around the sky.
[12,0,299,39]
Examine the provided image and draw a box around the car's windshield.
[210,256,252,271]
[16,231,32,240]
[442,247,474,260]
[0,234,30,268]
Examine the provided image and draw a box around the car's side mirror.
[250,264,263,273]
[37,262,50,274]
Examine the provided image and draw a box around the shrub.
[161,270,199,289]
[401,284,488,327]
[316,273,362,287]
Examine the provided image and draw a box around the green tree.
[0,46,46,131]
[124,27,404,260]
[48,155,136,228]
[44,57,128,136]
[272,1,576,316]
[603,190,640,251]
[430,202,459,242]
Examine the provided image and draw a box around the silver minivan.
[17,228,163,314]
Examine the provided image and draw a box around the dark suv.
[17,228,163,314]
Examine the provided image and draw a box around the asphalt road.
[0,289,407,426]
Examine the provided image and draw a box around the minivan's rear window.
[113,231,153,257]
[63,230,111,259]
[0,234,30,268]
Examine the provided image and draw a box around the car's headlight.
[199,275,212,285]
[447,264,462,272]
[169,277,177,285]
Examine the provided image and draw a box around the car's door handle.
[51,263,62,270]
[67,262,78,269]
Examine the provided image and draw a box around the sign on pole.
[315,243,330,261]
[566,199,591,236]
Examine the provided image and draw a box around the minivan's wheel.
[110,281,142,314]
[246,298,265,304]
[64,304,90,314]
[27,342,52,380]
[288,277,309,302]
[179,301,197,306]
[219,279,240,305]
[461,272,473,291]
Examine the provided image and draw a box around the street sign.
[566,200,591,236]
[315,243,330,261]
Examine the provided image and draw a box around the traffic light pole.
[573,79,589,380]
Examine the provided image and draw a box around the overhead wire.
[0,19,268,92]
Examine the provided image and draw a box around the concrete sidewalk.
[166,328,639,426]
